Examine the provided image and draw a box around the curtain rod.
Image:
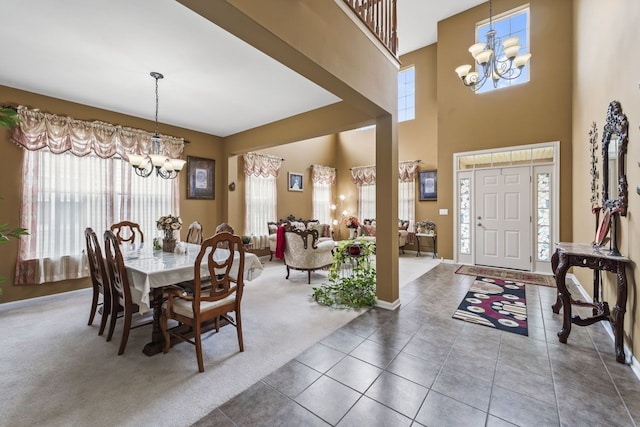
[349,160,422,170]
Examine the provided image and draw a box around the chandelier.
[127,72,186,179]
[454,0,531,91]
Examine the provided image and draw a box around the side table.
[415,233,437,258]
[551,242,630,363]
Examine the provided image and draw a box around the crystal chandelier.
[454,0,531,91]
[128,72,186,179]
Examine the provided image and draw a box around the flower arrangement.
[344,215,360,228]
[157,214,182,240]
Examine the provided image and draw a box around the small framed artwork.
[419,170,437,201]
[187,156,215,200]
[288,172,303,192]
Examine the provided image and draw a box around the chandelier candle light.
[157,214,182,252]
[127,72,186,179]
[454,0,531,91]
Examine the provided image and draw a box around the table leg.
[551,250,563,313]
[614,263,627,363]
[555,254,571,343]
[142,287,166,356]
[433,236,437,259]
[416,236,421,257]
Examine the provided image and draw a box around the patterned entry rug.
[453,276,528,336]
[455,264,556,287]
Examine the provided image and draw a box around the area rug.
[455,264,556,287]
[453,276,528,336]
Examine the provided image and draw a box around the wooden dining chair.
[160,231,245,372]
[103,230,151,355]
[85,227,111,336]
[110,221,144,245]
[185,221,203,244]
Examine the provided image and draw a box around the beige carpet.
[0,252,440,427]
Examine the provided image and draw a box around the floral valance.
[350,160,420,185]
[11,106,184,159]
[350,165,376,185]
[311,164,336,184]
[243,152,283,178]
[398,160,420,182]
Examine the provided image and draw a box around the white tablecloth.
[122,243,263,313]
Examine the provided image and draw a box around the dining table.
[121,242,264,356]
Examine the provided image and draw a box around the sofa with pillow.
[357,219,410,253]
[267,215,333,260]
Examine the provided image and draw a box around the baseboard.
[0,287,90,313]
[567,273,640,378]
[376,298,401,311]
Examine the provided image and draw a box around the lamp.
[330,194,347,226]
[128,72,186,179]
[454,0,531,91]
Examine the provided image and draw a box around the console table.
[415,233,437,258]
[551,242,630,363]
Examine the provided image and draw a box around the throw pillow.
[290,221,305,231]
[363,225,376,237]
[312,224,325,237]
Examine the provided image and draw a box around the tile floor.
[194,264,640,426]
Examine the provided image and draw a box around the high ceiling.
[0,0,485,137]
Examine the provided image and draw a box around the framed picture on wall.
[419,170,437,201]
[288,172,303,191]
[187,156,215,199]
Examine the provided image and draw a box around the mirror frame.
[601,100,628,217]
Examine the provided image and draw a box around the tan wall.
[437,0,574,258]
[572,0,640,357]
[0,85,223,303]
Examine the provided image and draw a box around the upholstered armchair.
[283,226,334,284]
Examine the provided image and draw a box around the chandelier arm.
[134,162,154,178]
[156,167,178,179]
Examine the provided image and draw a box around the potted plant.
[312,238,376,308]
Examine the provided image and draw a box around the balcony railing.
[343,0,398,57]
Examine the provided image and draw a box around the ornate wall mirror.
[600,100,628,255]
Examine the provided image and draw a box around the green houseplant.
[312,238,376,309]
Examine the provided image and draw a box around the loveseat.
[267,215,333,260]
[357,219,410,253]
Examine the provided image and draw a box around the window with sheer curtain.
[311,165,336,225]
[11,105,183,285]
[351,161,419,229]
[16,150,176,284]
[243,152,282,249]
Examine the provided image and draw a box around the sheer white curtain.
[311,165,336,224]
[358,184,377,220]
[244,174,276,248]
[398,181,415,232]
[16,149,176,284]
[313,182,332,224]
[398,160,419,232]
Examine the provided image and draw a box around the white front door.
[475,167,531,270]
